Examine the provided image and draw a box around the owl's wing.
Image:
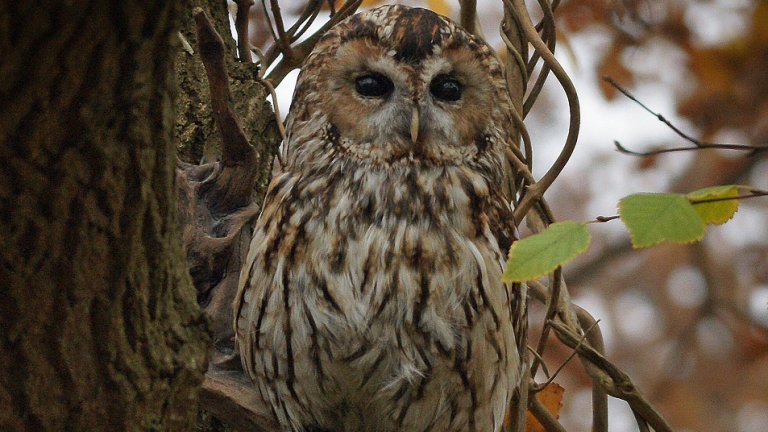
[488,180,528,391]
[488,187,517,257]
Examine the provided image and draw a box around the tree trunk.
[0,1,211,430]
[174,0,280,349]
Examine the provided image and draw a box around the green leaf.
[618,193,705,248]
[686,185,742,225]
[502,221,591,283]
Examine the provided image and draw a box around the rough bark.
[171,2,281,430]
[174,0,279,355]
[175,0,280,170]
[0,1,211,430]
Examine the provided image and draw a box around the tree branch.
[507,0,581,224]
[194,7,255,166]
[604,76,768,155]
[234,0,255,62]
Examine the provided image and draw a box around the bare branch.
[259,75,286,147]
[287,0,325,42]
[522,0,557,117]
[260,0,281,56]
[193,7,254,165]
[574,305,608,432]
[507,0,581,225]
[605,76,768,155]
[269,0,292,56]
[528,388,568,432]
[534,319,601,392]
[234,0,255,62]
[530,268,563,377]
[549,319,674,432]
[458,0,478,36]
[633,409,652,432]
[265,0,363,84]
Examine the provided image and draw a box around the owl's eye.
[355,73,394,98]
[430,75,463,102]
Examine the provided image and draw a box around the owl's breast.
[236,162,515,430]
[283,162,508,350]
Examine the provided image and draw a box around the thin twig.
[522,0,557,117]
[614,139,764,155]
[500,14,529,93]
[530,268,563,377]
[633,409,652,432]
[260,0,325,69]
[528,388,568,432]
[260,0,280,52]
[533,318,602,392]
[549,320,674,432]
[249,46,285,167]
[526,346,550,378]
[261,78,286,142]
[690,189,768,204]
[586,189,767,226]
[288,0,324,42]
[573,305,608,432]
[604,76,768,155]
[593,215,620,223]
[268,0,292,56]
[265,0,363,84]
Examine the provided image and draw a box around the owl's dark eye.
[430,75,463,102]
[355,73,394,98]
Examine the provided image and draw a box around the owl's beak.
[410,106,420,143]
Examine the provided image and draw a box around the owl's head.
[285,5,515,170]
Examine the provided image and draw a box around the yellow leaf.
[426,0,451,17]
[686,185,746,226]
[334,0,382,8]
[526,383,565,432]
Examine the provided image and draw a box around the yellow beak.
[410,106,419,143]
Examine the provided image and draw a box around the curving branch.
[521,0,557,118]
[548,319,674,432]
[529,268,563,378]
[506,0,581,225]
[262,0,363,85]
[574,305,608,432]
[194,7,255,166]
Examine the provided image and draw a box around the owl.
[235,5,521,432]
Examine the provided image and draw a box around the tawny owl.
[235,5,521,431]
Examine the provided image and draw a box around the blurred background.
[236,0,768,430]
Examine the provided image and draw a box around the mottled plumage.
[235,5,521,431]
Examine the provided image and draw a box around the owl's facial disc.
[289,5,510,167]
[320,38,495,165]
